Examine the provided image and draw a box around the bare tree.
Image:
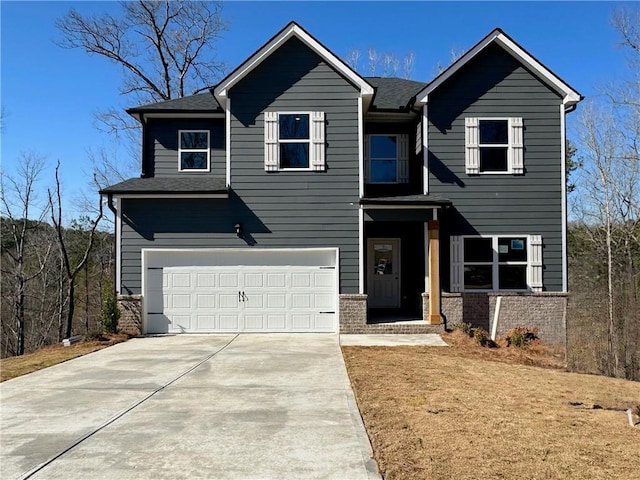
[403,52,415,80]
[56,1,228,183]
[0,154,51,355]
[345,48,362,72]
[367,48,379,76]
[48,162,103,340]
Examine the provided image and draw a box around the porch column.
[428,220,442,324]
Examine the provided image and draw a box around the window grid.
[462,235,528,292]
[178,130,210,172]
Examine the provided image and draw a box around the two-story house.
[100,22,581,342]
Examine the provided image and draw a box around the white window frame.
[365,134,409,184]
[451,234,541,292]
[264,111,326,172]
[178,130,210,172]
[465,117,524,175]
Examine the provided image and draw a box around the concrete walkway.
[0,334,380,480]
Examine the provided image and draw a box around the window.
[264,112,325,171]
[178,130,209,172]
[450,235,542,292]
[279,114,310,168]
[465,117,524,174]
[365,134,409,184]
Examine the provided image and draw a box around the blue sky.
[1,1,628,221]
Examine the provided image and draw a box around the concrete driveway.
[0,334,380,480]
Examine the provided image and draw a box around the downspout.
[140,113,147,178]
[105,193,118,297]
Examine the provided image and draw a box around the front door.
[367,238,401,308]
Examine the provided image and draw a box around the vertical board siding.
[428,44,565,291]
[147,118,226,178]
[121,38,361,294]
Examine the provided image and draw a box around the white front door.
[367,238,400,308]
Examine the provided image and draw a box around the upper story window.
[279,114,310,168]
[178,130,210,172]
[465,117,524,175]
[264,112,325,171]
[365,134,409,184]
[450,235,543,292]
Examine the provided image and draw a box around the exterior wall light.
[234,223,243,237]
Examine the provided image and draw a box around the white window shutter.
[415,121,422,155]
[264,111,278,171]
[528,235,543,292]
[465,117,480,174]
[310,111,326,171]
[511,117,524,174]
[450,236,463,292]
[398,134,409,184]
[364,135,370,182]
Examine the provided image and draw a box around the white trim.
[416,29,581,105]
[214,22,374,105]
[112,193,228,199]
[226,97,231,187]
[266,111,323,172]
[422,106,429,194]
[358,97,364,198]
[359,207,364,293]
[560,104,568,292]
[178,130,210,173]
[131,112,225,120]
[116,198,122,295]
[361,204,443,210]
[424,222,429,293]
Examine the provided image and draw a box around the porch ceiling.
[360,194,451,208]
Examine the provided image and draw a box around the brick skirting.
[117,295,142,335]
[339,294,444,334]
[423,292,567,344]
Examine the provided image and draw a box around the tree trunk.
[65,281,75,340]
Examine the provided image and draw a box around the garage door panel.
[196,315,216,330]
[196,294,216,309]
[219,315,240,330]
[145,255,337,333]
[219,273,239,288]
[196,273,216,288]
[171,294,191,309]
[170,315,192,332]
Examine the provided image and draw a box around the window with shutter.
[263,111,326,171]
[465,117,524,174]
[451,234,541,292]
[365,134,410,184]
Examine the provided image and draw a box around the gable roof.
[415,28,582,107]
[366,77,427,110]
[213,22,374,107]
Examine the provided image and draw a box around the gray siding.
[428,44,565,291]
[146,118,225,178]
[121,37,361,294]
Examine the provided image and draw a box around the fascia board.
[214,23,373,103]
[416,30,581,105]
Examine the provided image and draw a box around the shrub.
[100,292,120,334]
[505,327,539,348]
[455,322,473,336]
[473,327,497,348]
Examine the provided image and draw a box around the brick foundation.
[117,295,142,335]
[339,294,444,334]
[423,292,567,344]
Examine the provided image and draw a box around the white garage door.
[144,250,338,334]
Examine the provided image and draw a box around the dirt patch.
[343,334,640,480]
[0,333,130,382]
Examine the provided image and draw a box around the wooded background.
[1,2,638,381]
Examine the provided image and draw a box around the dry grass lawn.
[0,333,130,382]
[343,331,640,480]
